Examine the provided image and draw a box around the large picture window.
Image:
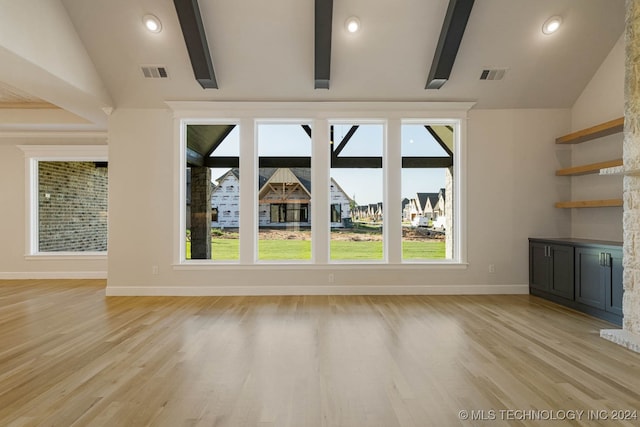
[176,103,467,267]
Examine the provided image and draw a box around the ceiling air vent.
[480,68,507,81]
[141,65,169,79]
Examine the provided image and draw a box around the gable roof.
[416,192,439,211]
[258,167,311,193]
[330,177,353,203]
[258,168,312,201]
[213,168,239,184]
[426,194,439,210]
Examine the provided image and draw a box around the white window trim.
[169,101,473,268]
[18,145,108,258]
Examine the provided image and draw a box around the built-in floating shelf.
[556,159,622,176]
[554,118,625,209]
[555,199,623,209]
[555,117,624,145]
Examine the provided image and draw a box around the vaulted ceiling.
[0,0,626,132]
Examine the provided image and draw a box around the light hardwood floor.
[0,280,639,427]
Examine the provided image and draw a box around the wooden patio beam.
[203,156,453,168]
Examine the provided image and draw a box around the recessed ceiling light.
[345,17,360,33]
[143,14,162,33]
[542,16,562,35]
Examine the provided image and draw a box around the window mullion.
[386,119,402,263]
[312,119,330,264]
[239,118,256,264]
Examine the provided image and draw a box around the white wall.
[104,107,570,295]
[570,34,625,241]
[0,137,108,278]
[572,35,625,130]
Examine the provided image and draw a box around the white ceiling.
[0,0,626,131]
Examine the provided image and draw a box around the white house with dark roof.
[403,190,446,225]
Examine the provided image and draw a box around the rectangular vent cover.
[141,66,169,79]
[480,68,507,80]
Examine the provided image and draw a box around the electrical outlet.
[152,265,159,275]
[328,273,335,283]
[488,264,495,273]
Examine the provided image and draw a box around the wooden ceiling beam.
[187,147,205,167]
[425,0,475,89]
[173,0,218,89]
[315,0,333,89]
[203,156,452,168]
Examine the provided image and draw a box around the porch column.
[602,0,640,352]
[190,166,211,259]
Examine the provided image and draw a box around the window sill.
[174,262,468,271]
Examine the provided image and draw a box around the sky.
[208,123,448,205]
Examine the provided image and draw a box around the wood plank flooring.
[0,280,639,426]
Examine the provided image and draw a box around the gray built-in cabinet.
[529,238,623,326]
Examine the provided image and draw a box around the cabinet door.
[549,244,574,300]
[575,247,605,309]
[605,249,624,316]
[529,242,550,291]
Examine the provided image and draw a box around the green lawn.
[186,239,445,260]
[330,240,383,260]
[258,240,311,260]
[401,241,446,259]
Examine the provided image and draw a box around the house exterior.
[329,178,353,227]
[258,168,311,227]
[210,168,353,228]
[403,189,446,226]
[433,188,446,218]
[210,169,240,228]
[402,198,420,223]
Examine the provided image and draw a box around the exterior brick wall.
[38,161,108,252]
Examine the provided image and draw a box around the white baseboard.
[0,271,107,280]
[106,284,529,297]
